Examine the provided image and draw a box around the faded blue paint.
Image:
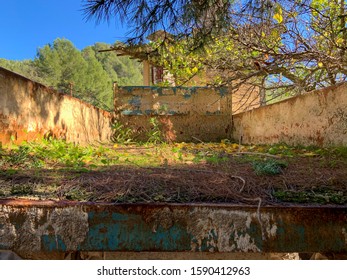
[2,203,347,253]
[270,219,308,252]
[111,212,130,221]
[41,235,67,252]
[129,96,141,107]
[200,228,218,252]
[144,109,154,115]
[117,86,230,116]
[82,211,192,252]
[219,87,228,97]
[168,110,179,115]
[156,87,163,95]
[121,110,143,115]
[183,93,192,99]
[148,224,192,251]
[249,222,263,251]
[121,86,153,93]
[119,86,230,97]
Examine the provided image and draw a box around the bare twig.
[192,136,204,143]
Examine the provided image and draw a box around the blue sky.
[0,0,129,60]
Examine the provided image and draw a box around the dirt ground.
[1,143,346,206]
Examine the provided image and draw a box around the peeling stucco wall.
[232,83,347,147]
[0,67,112,144]
[114,86,234,142]
[1,201,346,256]
[0,204,89,259]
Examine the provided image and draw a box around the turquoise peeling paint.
[122,110,143,115]
[199,228,218,252]
[249,222,263,251]
[82,211,192,252]
[41,235,67,252]
[272,220,308,252]
[2,204,347,253]
[128,96,141,107]
[218,87,228,97]
[120,86,229,97]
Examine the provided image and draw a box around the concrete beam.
[0,200,346,255]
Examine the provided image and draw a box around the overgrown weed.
[146,117,163,144]
[252,159,288,175]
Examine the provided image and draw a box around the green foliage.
[193,151,228,164]
[29,139,96,168]
[0,140,346,204]
[150,39,204,85]
[111,117,165,144]
[146,117,163,144]
[252,159,287,176]
[93,42,143,86]
[6,145,31,166]
[267,144,295,157]
[0,39,143,111]
[0,145,43,169]
[81,46,113,108]
[10,184,34,196]
[83,0,347,98]
[111,120,134,144]
[331,146,347,159]
[0,58,45,83]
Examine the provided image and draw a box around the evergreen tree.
[81,46,113,109]
[0,38,143,110]
[92,42,143,85]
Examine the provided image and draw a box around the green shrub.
[146,117,163,144]
[252,159,287,175]
[111,121,134,144]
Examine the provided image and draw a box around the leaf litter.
[0,141,346,206]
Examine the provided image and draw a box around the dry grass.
[1,141,346,205]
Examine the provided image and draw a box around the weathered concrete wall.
[0,67,112,144]
[231,84,261,114]
[115,86,232,116]
[1,200,346,259]
[115,86,233,142]
[233,83,347,146]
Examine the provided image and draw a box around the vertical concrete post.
[143,60,151,86]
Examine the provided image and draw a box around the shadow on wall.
[0,67,112,144]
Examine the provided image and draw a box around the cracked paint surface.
[185,209,277,252]
[0,206,88,252]
[0,202,347,254]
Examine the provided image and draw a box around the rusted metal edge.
[1,198,346,209]
[1,199,346,254]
